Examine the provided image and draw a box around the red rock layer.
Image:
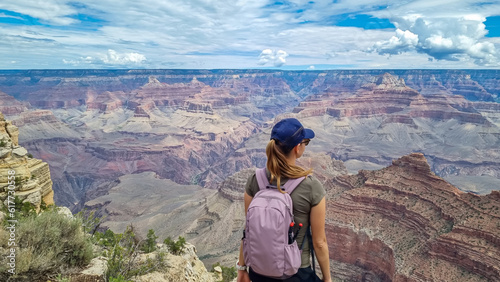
[131,77,206,108]
[294,73,491,126]
[86,91,125,113]
[0,90,29,115]
[325,153,500,281]
[11,110,61,127]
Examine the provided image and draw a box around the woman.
[237,118,332,282]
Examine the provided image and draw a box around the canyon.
[0,69,499,280]
[324,153,499,281]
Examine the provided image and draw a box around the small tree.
[103,225,166,281]
[141,229,158,253]
[163,236,186,255]
[76,208,105,236]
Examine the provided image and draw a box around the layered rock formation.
[0,90,29,115]
[325,153,500,281]
[102,152,500,281]
[0,69,499,210]
[286,73,500,194]
[306,69,499,102]
[295,73,490,123]
[0,112,54,210]
[0,75,268,209]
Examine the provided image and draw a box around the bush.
[76,208,105,236]
[109,275,133,282]
[163,236,186,255]
[4,196,38,218]
[0,206,93,280]
[140,229,158,253]
[95,229,119,248]
[104,225,166,281]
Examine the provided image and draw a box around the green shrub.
[141,229,158,253]
[0,206,93,280]
[76,208,105,236]
[55,273,71,282]
[109,275,133,282]
[1,197,50,224]
[95,229,119,247]
[0,140,6,147]
[104,225,166,281]
[163,236,186,255]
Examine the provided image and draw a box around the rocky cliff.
[73,242,221,282]
[286,73,500,195]
[0,91,29,115]
[325,153,500,281]
[0,112,54,210]
[88,152,500,281]
[0,69,499,212]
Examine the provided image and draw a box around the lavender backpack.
[243,168,305,279]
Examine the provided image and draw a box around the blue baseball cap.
[271,118,315,152]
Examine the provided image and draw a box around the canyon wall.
[0,68,498,220]
[325,153,500,281]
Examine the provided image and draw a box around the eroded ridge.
[325,153,500,281]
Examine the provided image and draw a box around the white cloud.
[1,0,500,69]
[372,15,499,66]
[0,1,78,25]
[102,49,146,64]
[63,50,146,67]
[372,29,419,55]
[0,13,23,20]
[258,49,289,67]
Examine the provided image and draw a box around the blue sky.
[0,0,499,69]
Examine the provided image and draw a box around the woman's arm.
[237,192,253,282]
[310,197,332,282]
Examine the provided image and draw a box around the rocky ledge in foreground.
[326,153,500,281]
[0,112,54,212]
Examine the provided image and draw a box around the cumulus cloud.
[102,49,146,64]
[372,29,419,55]
[63,50,146,66]
[3,0,500,69]
[372,16,499,66]
[258,49,289,67]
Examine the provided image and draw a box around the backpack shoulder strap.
[255,168,270,191]
[255,168,306,193]
[282,176,306,194]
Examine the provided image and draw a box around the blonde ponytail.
[266,139,313,193]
